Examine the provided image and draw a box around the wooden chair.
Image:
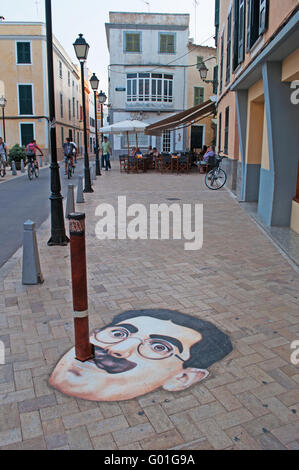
[119,155,128,173]
[160,154,172,173]
[177,156,190,174]
[127,156,138,173]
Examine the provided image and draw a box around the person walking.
[101,136,112,172]
[0,137,8,176]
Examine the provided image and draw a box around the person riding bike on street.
[63,138,76,175]
[0,137,8,176]
[25,140,43,168]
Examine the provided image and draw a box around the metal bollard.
[76,175,85,204]
[11,160,17,176]
[69,213,93,362]
[65,184,75,219]
[21,159,25,173]
[22,220,44,285]
[93,163,97,181]
[40,156,43,168]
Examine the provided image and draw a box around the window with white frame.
[20,123,34,146]
[59,61,63,78]
[162,130,171,153]
[124,32,141,53]
[159,33,176,54]
[18,84,33,115]
[16,42,31,64]
[127,73,173,103]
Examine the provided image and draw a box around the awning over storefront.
[145,99,216,136]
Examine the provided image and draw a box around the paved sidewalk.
[0,164,299,450]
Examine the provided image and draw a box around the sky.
[1,0,215,93]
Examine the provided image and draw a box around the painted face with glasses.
[49,315,209,402]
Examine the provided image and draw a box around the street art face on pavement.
[49,309,233,402]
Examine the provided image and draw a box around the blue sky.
[1,0,215,93]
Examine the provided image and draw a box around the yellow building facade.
[215,0,299,233]
[187,42,217,150]
[0,22,83,160]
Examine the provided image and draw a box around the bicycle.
[66,156,75,180]
[205,153,228,190]
[0,156,6,178]
[27,157,39,181]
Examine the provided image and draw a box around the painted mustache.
[91,346,137,374]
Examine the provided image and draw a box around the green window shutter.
[17,42,31,64]
[226,12,232,83]
[160,34,175,53]
[213,65,219,94]
[238,0,246,64]
[194,87,204,106]
[126,33,140,52]
[215,0,220,27]
[259,0,269,35]
[20,123,34,147]
[233,0,239,70]
[19,85,33,115]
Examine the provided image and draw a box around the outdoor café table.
[171,154,179,173]
[136,155,147,173]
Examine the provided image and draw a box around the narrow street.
[0,160,85,268]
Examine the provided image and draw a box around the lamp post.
[198,61,218,88]
[0,96,6,142]
[98,90,107,169]
[45,0,69,247]
[89,73,101,176]
[73,34,93,193]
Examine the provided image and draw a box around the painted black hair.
[111,309,233,370]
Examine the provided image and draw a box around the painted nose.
[107,338,141,358]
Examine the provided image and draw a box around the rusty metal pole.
[69,213,93,362]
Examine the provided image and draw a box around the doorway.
[191,125,204,150]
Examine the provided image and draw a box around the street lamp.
[98,91,107,169]
[89,73,101,176]
[0,95,7,142]
[197,61,218,90]
[45,0,69,247]
[73,33,93,193]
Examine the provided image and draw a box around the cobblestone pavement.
[0,164,299,450]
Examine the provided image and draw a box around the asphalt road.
[0,159,86,268]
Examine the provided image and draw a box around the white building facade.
[105,12,190,158]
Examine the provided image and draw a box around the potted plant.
[8,144,26,171]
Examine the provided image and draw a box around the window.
[159,33,176,54]
[61,127,64,146]
[233,0,246,70]
[220,31,224,93]
[226,11,232,83]
[218,112,222,152]
[224,107,230,154]
[197,56,204,67]
[76,100,79,119]
[60,93,63,118]
[68,71,71,87]
[16,42,31,64]
[18,85,33,115]
[247,0,269,51]
[20,123,34,146]
[72,98,75,117]
[122,133,149,149]
[162,130,171,153]
[213,65,219,94]
[59,61,63,78]
[194,87,204,106]
[124,32,141,53]
[68,99,71,121]
[127,73,173,103]
[215,0,220,47]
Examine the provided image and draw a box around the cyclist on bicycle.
[0,137,8,167]
[63,138,76,175]
[25,140,43,168]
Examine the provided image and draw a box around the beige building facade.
[215,0,299,233]
[187,42,217,151]
[0,21,83,160]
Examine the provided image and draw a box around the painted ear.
[162,368,209,392]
